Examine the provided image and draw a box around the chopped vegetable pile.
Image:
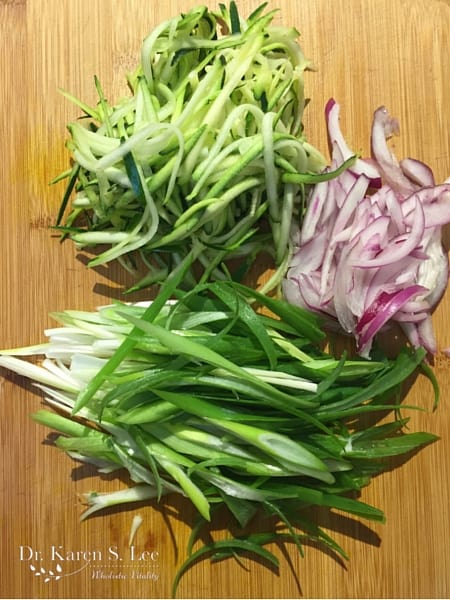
[284,99,450,357]
[55,2,327,293]
[0,267,438,595]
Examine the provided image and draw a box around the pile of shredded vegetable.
[284,99,450,357]
[0,266,438,595]
[54,2,330,293]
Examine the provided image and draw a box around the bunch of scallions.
[0,262,439,596]
[53,1,344,293]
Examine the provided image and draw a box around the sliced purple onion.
[400,157,435,187]
[283,99,450,357]
[326,99,382,187]
[370,106,418,196]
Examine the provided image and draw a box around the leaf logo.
[29,563,63,583]
[28,560,90,583]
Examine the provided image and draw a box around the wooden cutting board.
[1,0,450,598]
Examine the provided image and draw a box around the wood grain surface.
[1,1,450,598]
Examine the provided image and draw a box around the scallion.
[0,279,438,596]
